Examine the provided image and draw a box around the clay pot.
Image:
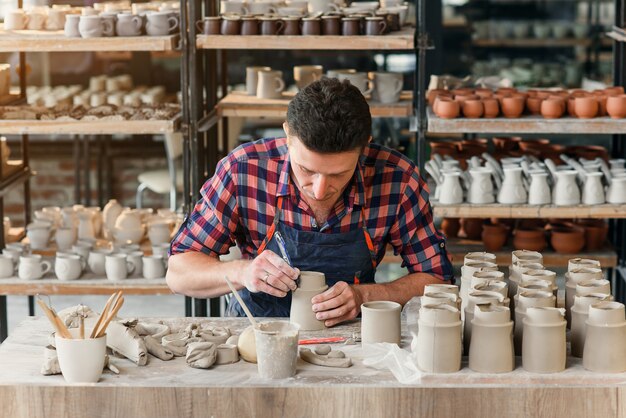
[541,98,565,119]
[575,97,599,118]
[605,86,625,96]
[526,97,543,115]
[474,88,493,99]
[550,225,585,254]
[482,98,499,118]
[462,99,484,118]
[427,89,451,106]
[481,222,509,252]
[513,227,547,252]
[434,97,460,119]
[496,87,517,96]
[492,136,521,151]
[462,218,484,240]
[500,96,525,118]
[606,95,626,119]
[576,219,608,251]
[440,217,460,238]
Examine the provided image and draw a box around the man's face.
[284,123,362,204]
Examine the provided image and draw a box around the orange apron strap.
[258,196,283,255]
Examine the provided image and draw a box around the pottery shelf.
[432,203,626,219]
[0,277,171,296]
[217,91,413,118]
[0,116,180,135]
[427,108,626,134]
[472,38,592,48]
[196,26,415,50]
[0,27,178,52]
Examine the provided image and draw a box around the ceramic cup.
[18,254,52,280]
[116,13,143,36]
[0,254,15,278]
[254,321,299,379]
[145,11,179,36]
[220,15,241,35]
[196,16,221,35]
[46,9,67,30]
[55,254,86,281]
[361,301,401,344]
[105,253,135,280]
[99,13,118,37]
[4,10,29,30]
[78,15,114,38]
[2,248,22,264]
[55,227,76,251]
[256,69,285,99]
[369,71,403,103]
[126,251,144,277]
[88,249,113,276]
[26,224,51,250]
[55,328,106,383]
[364,16,386,35]
[143,255,166,279]
[301,17,321,35]
[336,71,373,95]
[26,12,46,30]
[293,65,323,90]
[246,66,272,96]
[148,222,171,245]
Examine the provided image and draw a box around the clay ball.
[328,350,346,359]
[314,345,332,355]
[237,326,257,363]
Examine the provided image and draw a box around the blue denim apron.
[226,196,377,317]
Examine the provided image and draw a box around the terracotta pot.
[474,88,493,99]
[496,87,517,96]
[462,99,484,118]
[550,225,585,254]
[526,97,543,115]
[440,218,461,238]
[513,227,547,252]
[455,94,479,103]
[427,89,451,106]
[434,97,460,119]
[482,222,509,252]
[541,98,565,119]
[429,141,458,157]
[606,95,626,119]
[605,86,625,96]
[575,219,608,251]
[567,97,577,117]
[575,97,599,118]
[500,96,525,118]
[535,91,551,99]
[482,98,499,118]
[462,218,484,240]
[492,136,521,151]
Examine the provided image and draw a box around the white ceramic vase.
[528,172,551,205]
[438,171,463,205]
[497,167,527,204]
[468,168,495,204]
[552,170,581,206]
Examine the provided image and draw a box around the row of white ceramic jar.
[426,154,626,205]
[473,20,589,40]
[0,241,168,280]
[27,201,182,251]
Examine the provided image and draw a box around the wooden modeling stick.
[36,297,72,339]
[94,294,125,339]
[224,276,258,328]
[90,291,121,338]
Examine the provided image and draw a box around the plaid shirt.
[171,137,453,280]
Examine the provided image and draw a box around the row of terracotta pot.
[441,218,608,253]
[428,86,626,120]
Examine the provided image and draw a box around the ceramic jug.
[438,171,463,205]
[522,307,567,373]
[416,304,462,373]
[552,170,580,206]
[606,176,626,204]
[102,199,123,240]
[570,293,612,358]
[582,172,605,205]
[468,168,494,204]
[528,172,551,205]
[497,167,527,204]
[468,305,514,373]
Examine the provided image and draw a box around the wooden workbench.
[1,316,625,417]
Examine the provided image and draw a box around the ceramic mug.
[259,17,284,35]
[281,16,301,35]
[321,15,341,35]
[246,66,272,96]
[241,17,259,36]
[26,12,46,30]
[336,71,373,95]
[364,16,386,35]
[56,329,106,383]
[361,301,401,344]
[18,254,52,280]
[46,9,67,30]
[220,0,249,14]
[0,254,15,278]
[301,17,321,35]
[145,11,179,36]
[105,253,135,281]
[27,225,51,250]
[99,13,118,36]
[369,71,403,103]
[126,251,144,277]
[116,13,143,36]
[196,16,221,35]
[4,10,29,30]
[307,0,340,14]
[142,255,166,279]
[54,227,76,251]
[88,249,113,276]
[220,16,241,35]
[293,65,323,90]
[256,69,285,99]
[78,15,114,38]
[55,254,86,281]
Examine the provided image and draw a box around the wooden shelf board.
[427,108,626,134]
[196,26,414,50]
[0,277,171,295]
[218,91,413,118]
[472,38,591,47]
[0,27,178,52]
[0,117,180,135]
[432,203,626,219]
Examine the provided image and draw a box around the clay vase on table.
[464,251,497,265]
[511,250,543,265]
[459,261,498,321]
[469,305,514,373]
[522,307,567,373]
[583,301,626,373]
[463,290,507,355]
[576,278,611,298]
[361,301,401,344]
[470,270,505,289]
[422,292,459,309]
[570,293,613,358]
[290,271,328,331]
[416,304,462,373]
[565,266,604,326]
[514,290,555,355]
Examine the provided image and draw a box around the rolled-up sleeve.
[170,156,239,257]
[388,170,453,281]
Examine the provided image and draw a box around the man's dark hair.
[286,77,372,153]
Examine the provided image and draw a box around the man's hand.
[239,250,299,297]
[311,281,363,327]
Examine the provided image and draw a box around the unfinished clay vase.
[568,258,601,272]
[522,307,567,373]
[565,267,604,326]
[471,281,508,298]
[438,171,463,205]
[469,305,514,373]
[570,293,613,358]
[514,290,556,355]
[361,301,402,345]
[423,283,460,296]
[518,278,556,297]
[552,170,581,206]
[254,321,299,379]
[416,304,462,373]
[460,261,498,319]
[508,261,544,313]
[470,270,505,287]
[583,301,626,373]
[422,292,459,309]
[512,250,543,265]
[521,269,557,297]
[576,279,611,297]
[463,290,506,355]
[464,252,497,265]
[290,271,328,331]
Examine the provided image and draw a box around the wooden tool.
[90,291,121,339]
[93,292,124,339]
[224,276,258,328]
[36,297,72,339]
[79,315,85,339]
[298,337,347,345]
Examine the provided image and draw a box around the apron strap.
[355,205,377,284]
[257,196,283,255]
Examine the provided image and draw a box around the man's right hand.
[239,250,299,297]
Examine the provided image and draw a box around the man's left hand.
[311,281,363,327]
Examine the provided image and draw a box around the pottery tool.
[94,292,125,338]
[298,337,347,345]
[90,291,121,338]
[224,275,258,328]
[36,296,72,339]
[275,231,299,287]
[79,315,85,339]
